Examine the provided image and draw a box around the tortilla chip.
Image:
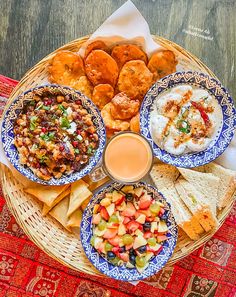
[67,208,83,228]
[67,179,92,217]
[49,196,71,232]
[42,187,71,216]
[80,196,92,212]
[24,184,69,207]
[88,176,110,191]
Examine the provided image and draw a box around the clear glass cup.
[89,131,154,184]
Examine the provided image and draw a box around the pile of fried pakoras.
[48,41,177,137]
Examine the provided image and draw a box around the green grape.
[105,242,113,252]
[122,234,134,245]
[135,256,147,267]
[108,214,119,223]
[98,220,107,231]
[90,236,96,247]
[147,237,157,246]
[150,203,161,214]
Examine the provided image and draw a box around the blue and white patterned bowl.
[1,84,106,185]
[80,181,178,281]
[140,71,236,168]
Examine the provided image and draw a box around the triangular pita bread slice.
[178,168,219,215]
[67,179,92,217]
[49,196,71,232]
[24,184,69,207]
[42,187,71,216]
[150,164,180,190]
[67,208,83,228]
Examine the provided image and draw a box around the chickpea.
[57,95,64,103]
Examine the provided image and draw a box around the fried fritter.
[117,60,153,101]
[85,50,119,87]
[130,113,140,133]
[110,92,140,120]
[92,84,114,110]
[84,40,109,58]
[111,44,148,69]
[101,103,130,131]
[148,50,177,81]
[71,76,93,98]
[48,51,85,85]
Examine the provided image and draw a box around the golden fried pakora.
[85,50,119,87]
[48,51,85,85]
[71,76,93,98]
[92,84,114,110]
[84,40,109,58]
[110,92,140,120]
[148,50,177,81]
[101,103,130,131]
[117,60,153,101]
[111,44,148,69]
[130,113,140,133]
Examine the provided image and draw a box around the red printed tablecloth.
[0,74,236,297]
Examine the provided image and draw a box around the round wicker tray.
[1,36,235,277]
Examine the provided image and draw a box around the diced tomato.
[41,127,47,133]
[72,141,79,148]
[139,194,152,210]
[59,144,64,151]
[112,246,120,253]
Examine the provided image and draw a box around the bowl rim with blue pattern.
[1,84,106,185]
[140,71,236,168]
[80,181,178,281]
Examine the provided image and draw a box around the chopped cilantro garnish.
[87,146,94,155]
[177,119,191,134]
[30,116,38,131]
[58,104,67,114]
[39,155,49,164]
[42,105,50,110]
[60,117,71,128]
[40,132,55,141]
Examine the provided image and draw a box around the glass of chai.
[90,132,154,183]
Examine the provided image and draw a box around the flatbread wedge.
[67,179,92,217]
[42,187,71,216]
[67,208,83,228]
[49,196,71,232]
[24,184,69,207]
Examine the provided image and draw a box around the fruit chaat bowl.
[80,181,178,281]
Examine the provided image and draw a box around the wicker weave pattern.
[0,36,235,276]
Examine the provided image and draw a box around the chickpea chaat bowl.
[1,85,106,185]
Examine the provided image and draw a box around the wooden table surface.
[0,0,235,100]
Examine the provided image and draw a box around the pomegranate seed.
[35,163,40,169]
[44,101,49,106]
[77,114,82,120]
[76,99,82,105]
[41,127,47,133]
[47,99,52,105]
[59,145,64,151]
[72,141,78,147]
[76,129,81,135]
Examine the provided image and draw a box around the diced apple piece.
[134,187,144,197]
[117,201,127,211]
[121,202,136,217]
[139,194,152,210]
[108,235,120,246]
[97,241,106,254]
[145,252,154,262]
[112,190,123,202]
[136,214,146,224]
[151,221,158,233]
[126,261,135,268]
[94,237,103,249]
[100,198,111,207]
[133,235,147,249]
[119,253,129,262]
[103,228,118,239]
[158,220,168,233]
[106,203,115,216]
[150,243,161,251]
[92,213,101,225]
[121,185,134,193]
[118,223,126,236]
[105,193,113,199]
[157,235,168,243]
[94,227,106,237]
[135,229,143,237]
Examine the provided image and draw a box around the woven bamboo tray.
[1,36,235,277]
